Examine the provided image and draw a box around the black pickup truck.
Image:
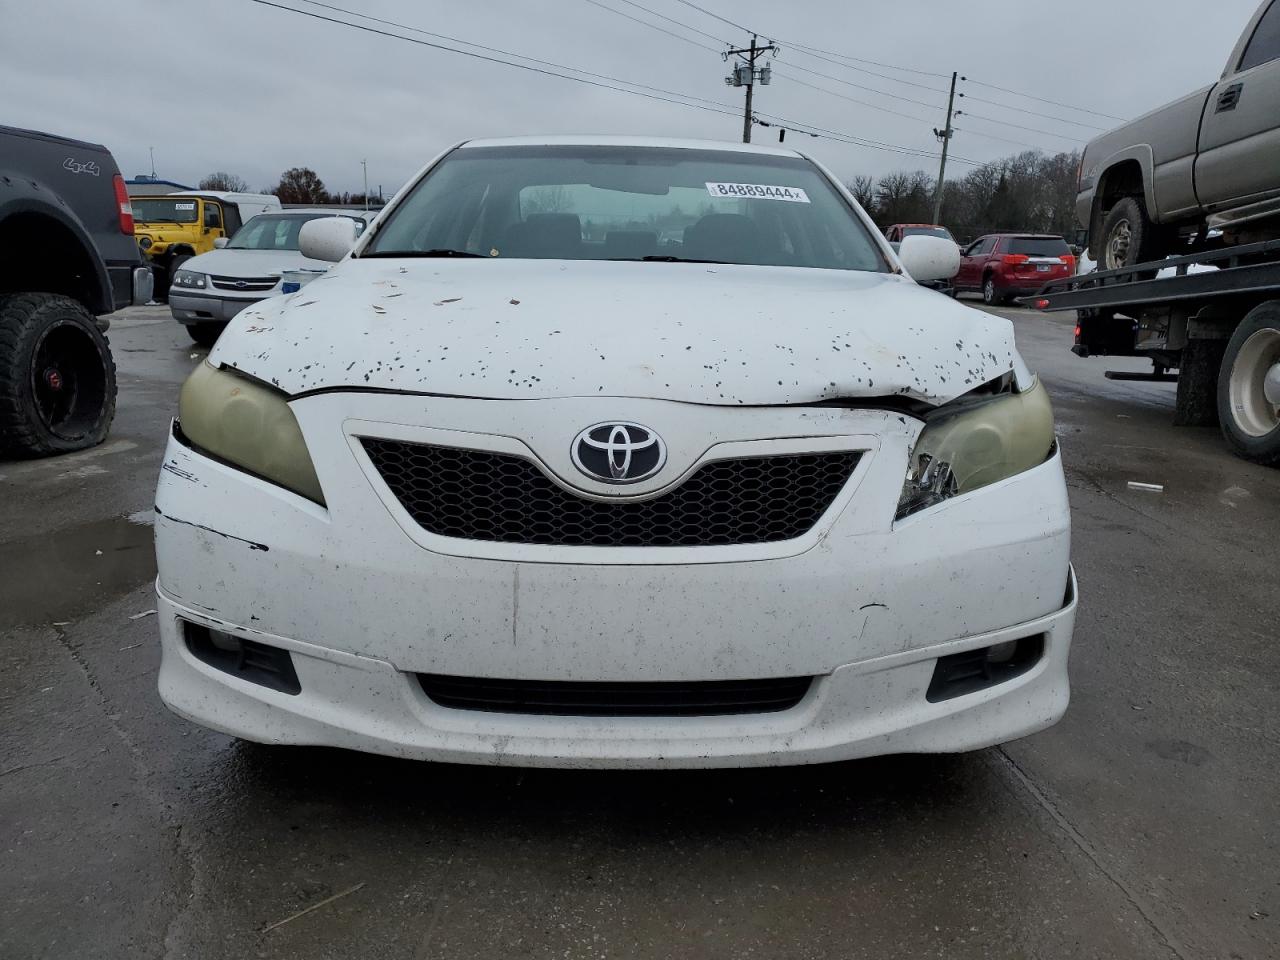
[0,124,152,457]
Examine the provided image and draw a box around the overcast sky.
[2,0,1262,196]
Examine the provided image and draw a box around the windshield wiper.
[609,255,730,265]
[360,249,485,259]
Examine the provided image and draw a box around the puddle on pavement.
[0,514,157,630]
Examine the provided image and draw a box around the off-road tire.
[1217,301,1280,464]
[0,292,117,458]
[1099,196,1172,273]
[188,322,226,347]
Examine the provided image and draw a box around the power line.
[579,0,723,54]
[964,77,1126,122]
[772,46,953,97]
[253,0,743,117]
[956,110,1084,143]
[581,0,1087,153]
[778,60,946,110]
[665,0,1124,125]
[669,0,753,35]
[775,39,951,79]
[605,0,729,44]
[959,92,1106,130]
[250,0,986,167]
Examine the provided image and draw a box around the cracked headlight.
[896,376,1055,520]
[178,361,325,504]
[171,269,206,289]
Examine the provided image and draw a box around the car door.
[957,237,991,288]
[1195,0,1280,209]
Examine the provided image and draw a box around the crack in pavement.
[48,622,199,960]
[991,747,1191,960]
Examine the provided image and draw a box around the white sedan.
[168,209,373,346]
[154,136,1075,768]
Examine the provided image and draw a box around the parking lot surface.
[2,301,1277,959]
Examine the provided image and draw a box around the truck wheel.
[1099,196,1170,272]
[1217,301,1280,464]
[1174,337,1225,427]
[0,293,117,458]
[188,322,226,347]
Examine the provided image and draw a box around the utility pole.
[931,71,958,223]
[724,35,777,144]
[361,159,369,212]
[149,147,156,178]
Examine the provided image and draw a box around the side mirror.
[299,217,359,263]
[898,234,961,284]
[213,237,229,249]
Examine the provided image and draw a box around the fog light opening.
[183,620,301,695]
[984,639,1019,664]
[926,633,1046,703]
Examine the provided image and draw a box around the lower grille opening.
[926,634,1045,703]
[184,621,301,695]
[417,674,813,717]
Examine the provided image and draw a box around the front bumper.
[157,575,1074,768]
[154,393,1075,768]
[169,291,264,324]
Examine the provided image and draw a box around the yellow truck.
[130,191,280,292]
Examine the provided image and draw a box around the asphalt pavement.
[1,299,1277,959]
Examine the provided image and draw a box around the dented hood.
[211,258,1015,406]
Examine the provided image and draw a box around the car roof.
[260,208,372,218]
[459,134,804,159]
[981,233,1063,238]
[892,223,948,228]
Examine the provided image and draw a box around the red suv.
[954,234,1075,304]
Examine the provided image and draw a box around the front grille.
[418,674,814,716]
[209,274,278,292]
[361,439,860,547]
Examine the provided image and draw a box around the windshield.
[367,145,887,272]
[132,198,199,224]
[1009,237,1070,256]
[229,214,364,251]
[902,226,954,241]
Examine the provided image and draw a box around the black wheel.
[982,276,1003,306]
[169,253,192,282]
[1174,338,1225,428]
[1099,196,1172,272]
[0,293,117,458]
[188,322,226,347]
[1217,301,1280,464]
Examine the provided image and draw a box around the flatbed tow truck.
[1025,239,1280,465]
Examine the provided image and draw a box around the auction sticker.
[174,202,196,210]
[706,182,810,202]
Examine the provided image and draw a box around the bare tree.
[272,167,329,204]
[847,175,875,211]
[198,171,249,192]
[853,149,1082,243]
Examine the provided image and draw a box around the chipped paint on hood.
[209,258,1016,406]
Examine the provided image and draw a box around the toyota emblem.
[571,422,666,484]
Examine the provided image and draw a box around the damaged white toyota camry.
[154,136,1075,768]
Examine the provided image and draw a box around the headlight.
[171,269,206,289]
[178,362,325,504]
[138,236,153,250]
[896,376,1055,519]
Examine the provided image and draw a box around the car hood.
[210,258,1016,406]
[183,248,330,277]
